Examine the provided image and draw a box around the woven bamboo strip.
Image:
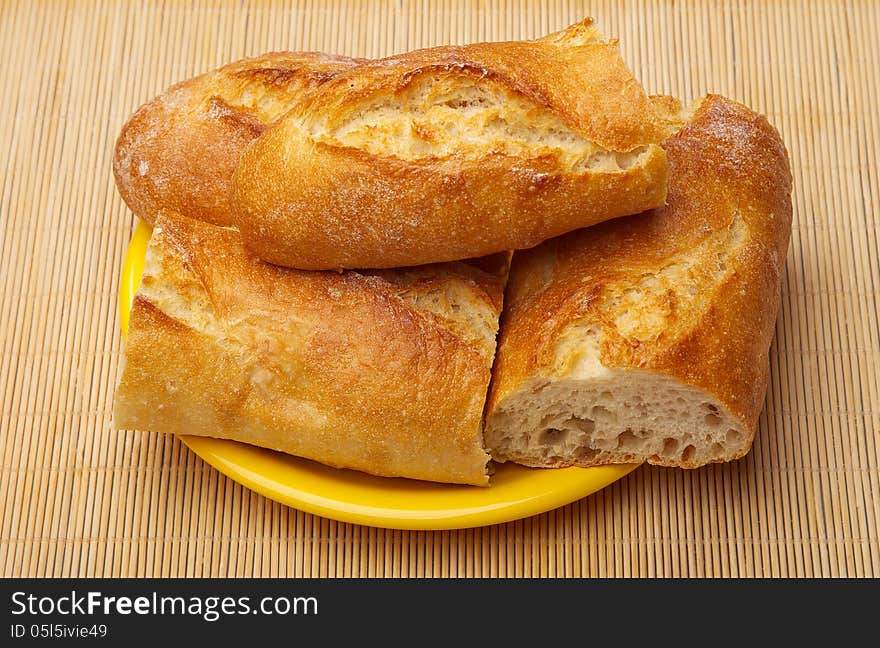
[0,0,877,577]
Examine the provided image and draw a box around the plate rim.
[179,435,639,530]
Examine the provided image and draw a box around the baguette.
[483,95,793,469]
[231,18,670,270]
[113,51,361,227]
[114,212,506,485]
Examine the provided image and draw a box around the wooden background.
[1,0,878,577]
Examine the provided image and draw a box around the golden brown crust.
[232,18,670,269]
[113,51,362,227]
[114,212,506,485]
[486,95,793,466]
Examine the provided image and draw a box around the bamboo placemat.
[1,0,878,578]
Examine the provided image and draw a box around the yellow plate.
[120,220,638,530]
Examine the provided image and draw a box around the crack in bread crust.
[548,214,749,380]
[113,52,361,227]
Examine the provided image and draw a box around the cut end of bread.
[484,371,751,469]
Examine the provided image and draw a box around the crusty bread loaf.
[231,18,671,270]
[483,95,793,469]
[113,51,361,226]
[114,212,507,485]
